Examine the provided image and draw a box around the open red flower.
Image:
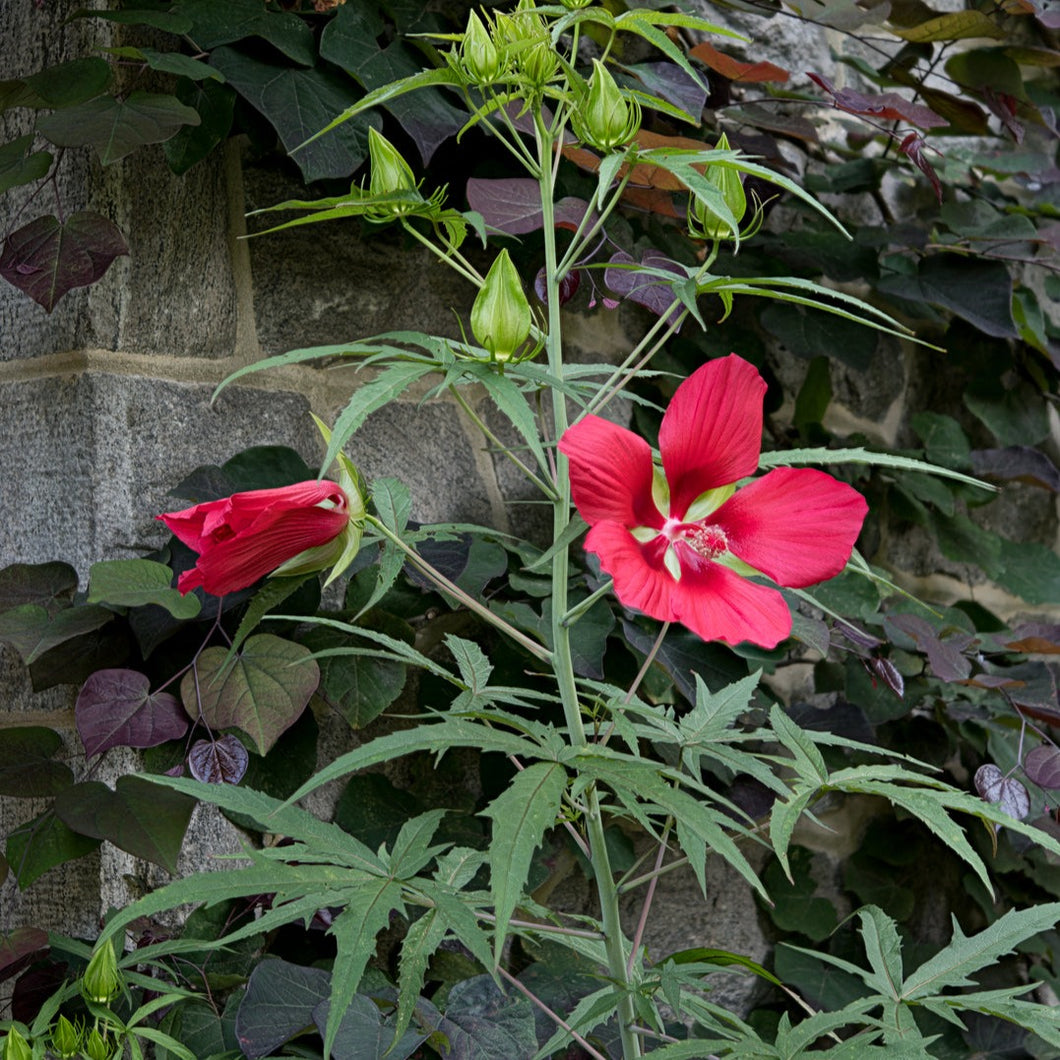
[159,480,356,596]
[559,354,868,648]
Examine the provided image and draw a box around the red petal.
[185,505,349,596]
[659,355,766,519]
[584,521,677,621]
[560,416,663,529]
[711,468,867,587]
[671,553,793,648]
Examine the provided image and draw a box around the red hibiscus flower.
[159,480,359,597]
[559,354,868,648]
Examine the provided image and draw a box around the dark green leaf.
[910,412,971,469]
[995,539,1060,605]
[964,383,1050,447]
[222,444,314,490]
[37,93,201,165]
[4,58,111,109]
[428,975,537,1058]
[0,602,114,665]
[0,211,129,312]
[163,77,237,175]
[136,48,225,82]
[0,727,72,798]
[209,46,380,183]
[761,301,877,371]
[0,135,52,195]
[156,998,240,1060]
[314,994,425,1060]
[794,356,832,429]
[234,958,331,1059]
[53,776,195,872]
[0,561,77,615]
[87,558,201,619]
[334,774,421,852]
[181,634,319,755]
[5,810,101,889]
[175,0,316,65]
[72,8,194,33]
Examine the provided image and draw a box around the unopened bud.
[1,1028,31,1060]
[459,10,503,85]
[82,1027,111,1060]
[82,939,120,1004]
[687,132,747,241]
[576,59,640,152]
[561,0,593,7]
[51,1015,82,1058]
[367,127,416,201]
[471,248,532,363]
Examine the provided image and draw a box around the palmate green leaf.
[323,879,407,1060]
[758,445,994,491]
[902,903,1060,1000]
[769,787,819,879]
[857,906,905,1000]
[445,632,493,693]
[921,989,1060,1046]
[322,362,438,472]
[282,718,548,806]
[770,705,828,785]
[680,671,759,749]
[481,761,568,964]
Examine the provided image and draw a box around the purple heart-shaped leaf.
[0,211,128,312]
[975,763,1030,821]
[1024,744,1060,790]
[76,669,189,758]
[188,734,250,785]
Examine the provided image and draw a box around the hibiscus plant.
[3,2,1060,1059]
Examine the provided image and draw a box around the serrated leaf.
[76,668,189,757]
[481,762,568,963]
[902,903,1060,999]
[87,558,201,619]
[53,776,195,873]
[0,211,128,312]
[37,92,200,164]
[182,634,319,755]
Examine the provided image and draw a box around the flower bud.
[561,0,593,7]
[367,127,416,202]
[458,10,503,86]
[1,1028,31,1060]
[471,248,532,363]
[687,133,747,241]
[576,59,641,153]
[81,940,120,1004]
[82,1027,111,1060]
[51,1015,82,1059]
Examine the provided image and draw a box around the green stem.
[535,109,643,1060]
[449,385,557,496]
[366,515,552,664]
[401,219,484,287]
[559,578,614,627]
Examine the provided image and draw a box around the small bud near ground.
[1,1029,31,1060]
[82,1027,112,1060]
[51,1015,83,1059]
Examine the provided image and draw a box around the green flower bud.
[458,10,503,86]
[367,127,416,201]
[51,1015,82,1059]
[82,1027,111,1060]
[687,133,747,241]
[576,59,641,152]
[470,248,532,363]
[561,0,593,8]
[1,1028,32,1060]
[81,940,120,1005]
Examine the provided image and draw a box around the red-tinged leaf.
[465,178,593,235]
[1001,623,1060,654]
[886,612,972,681]
[807,72,948,129]
[689,42,789,83]
[984,87,1024,143]
[974,763,1031,820]
[188,734,250,785]
[534,267,580,307]
[971,446,1060,491]
[1025,745,1060,789]
[76,669,189,758]
[0,928,49,983]
[605,250,685,329]
[899,131,943,202]
[619,185,684,218]
[960,673,1025,689]
[870,655,905,698]
[0,212,128,312]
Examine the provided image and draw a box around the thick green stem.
[535,111,643,1060]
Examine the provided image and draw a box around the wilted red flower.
[159,480,356,596]
[559,354,868,648]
